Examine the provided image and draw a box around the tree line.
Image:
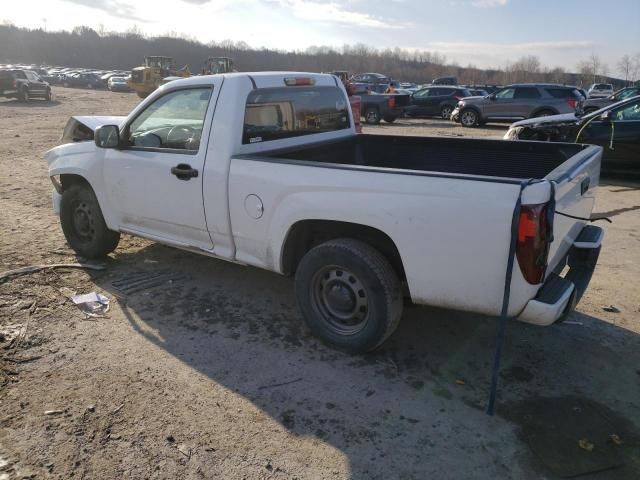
[1,23,638,88]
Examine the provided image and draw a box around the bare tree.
[617,54,633,85]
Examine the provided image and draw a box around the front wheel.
[460,109,479,127]
[364,108,381,125]
[60,184,120,259]
[18,88,29,102]
[295,239,403,353]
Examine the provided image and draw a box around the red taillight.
[567,98,577,109]
[12,80,17,88]
[349,96,362,133]
[387,97,395,108]
[516,203,551,284]
[284,77,315,86]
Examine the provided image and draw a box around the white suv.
[587,83,613,98]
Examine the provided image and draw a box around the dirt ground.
[0,87,639,480]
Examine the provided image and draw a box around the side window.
[613,101,640,122]
[242,86,350,144]
[495,88,515,99]
[128,88,212,152]
[429,88,445,96]
[514,87,541,99]
[25,72,38,81]
[14,71,27,79]
[414,88,430,98]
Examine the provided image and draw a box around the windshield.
[579,96,640,121]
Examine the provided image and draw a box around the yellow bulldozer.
[128,56,190,98]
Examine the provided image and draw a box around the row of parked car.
[0,64,133,93]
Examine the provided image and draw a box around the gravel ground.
[0,87,638,480]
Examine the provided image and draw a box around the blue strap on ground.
[486,179,534,416]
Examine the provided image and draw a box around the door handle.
[171,163,198,181]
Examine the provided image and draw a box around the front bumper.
[52,188,62,215]
[517,225,604,326]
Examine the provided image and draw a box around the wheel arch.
[531,107,559,118]
[280,219,405,281]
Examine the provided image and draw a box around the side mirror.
[95,125,120,148]
[599,111,612,122]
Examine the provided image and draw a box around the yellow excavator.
[128,56,190,98]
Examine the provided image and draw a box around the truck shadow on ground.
[94,242,640,479]
[0,99,61,108]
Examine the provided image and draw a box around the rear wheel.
[295,238,403,353]
[460,109,478,127]
[441,104,454,120]
[60,184,120,259]
[383,115,398,123]
[533,109,555,118]
[364,108,381,125]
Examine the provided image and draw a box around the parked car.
[349,82,411,124]
[505,95,640,178]
[108,76,131,92]
[451,84,585,127]
[62,72,103,89]
[47,72,604,352]
[587,83,614,98]
[350,73,392,93]
[0,69,52,101]
[583,86,640,113]
[406,86,473,119]
[432,76,457,85]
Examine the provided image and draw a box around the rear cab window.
[242,86,350,144]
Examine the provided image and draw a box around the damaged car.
[504,95,640,178]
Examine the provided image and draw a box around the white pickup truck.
[46,72,604,352]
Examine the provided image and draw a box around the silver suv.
[451,84,584,127]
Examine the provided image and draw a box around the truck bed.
[256,134,588,181]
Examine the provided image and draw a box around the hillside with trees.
[1,23,637,88]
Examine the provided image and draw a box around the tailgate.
[546,145,602,269]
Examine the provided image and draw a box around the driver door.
[103,85,219,250]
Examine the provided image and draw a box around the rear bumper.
[517,225,604,326]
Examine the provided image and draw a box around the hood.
[509,112,577,128]
[59,115,126,145]
[72,115,126,131]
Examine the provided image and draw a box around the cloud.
[62,0,145,21]
[180,0,211,3]
[266,0,410,29]
[469,0,508,7]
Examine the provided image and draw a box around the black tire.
[460,108,478,127]
[60,184,120,259]
[441,104,454,120]
[383,115,397,123]
[533,109,555,118]
[295,238,403,353]
[364,107,381,125]
[18,88,29,102]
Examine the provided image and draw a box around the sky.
[2,0,639,70]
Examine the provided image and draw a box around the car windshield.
[579,96,640,121]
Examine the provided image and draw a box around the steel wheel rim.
[366,110,378,123]
[311,265,369,335]
[71,200,96,242]
[442,106,452,119]
[461,111,475,126]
